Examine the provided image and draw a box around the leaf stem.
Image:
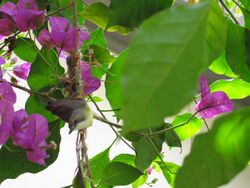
[45,2,73,18]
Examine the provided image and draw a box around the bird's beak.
[69,127,74,134]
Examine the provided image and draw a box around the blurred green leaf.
[108,0,173,28]
[100,162,143,186]
[210,78,250,99]
[83,2,132,34]
[0,119,62,183]
[175,107,250,188]
[122,0,226,133]
[209,52,237,78]
[171,113,203,141]
[226,21,250,82]
[105,50,127,119]
[132,174,148,188]
[14,38,37,62]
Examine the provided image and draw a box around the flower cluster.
[195,76,233,119]
[0,79,49,165]
[80,61,101,95]
[38,17,90,54]
[0,0,45,36]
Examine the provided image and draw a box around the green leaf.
[90,45,116,79]
[105,50,127,119]
[28,48,64,92]
[100,162,143,186]
[209,52,237,78]
[25,96,57,122]
[90,147,110,185]
[14,38,37,62]
[133,134,164,171]
[225,21,250,82]
[108,0,173,28]
[175,107,250,188]
[171,113,203,141]
[210,79,250,99]
[0,119,62,183]
[112,154,135,166]
[83,28,108,52]
[157,162,180,187]
[83,2,132,35]
[132,174,148,188]
[121,0,226,133]
[164,123,182,148]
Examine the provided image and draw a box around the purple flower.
[13,62,31,80]
[37,29,55,50]
[0,0,45,34]
[147,167,153,175]
[195,76,233,119]
[0,18,16,36]
[12,110,49,165]
[0,79,16,104]
[38,17,90,53]
[0,56,5,78]
[80,61,101,95]
[0,99,14,144]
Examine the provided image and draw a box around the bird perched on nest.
[46,98,93,133]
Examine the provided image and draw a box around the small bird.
[46,98,93,133]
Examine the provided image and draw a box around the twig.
[93,113,122,129]
[218,0,239,24]
[0,80,55,101]
[88,95,135,151]
[45,2,73,18]
[148,112,199,136]
[194,99,210,131]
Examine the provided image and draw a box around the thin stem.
[145,135,174,174]
[149,112,199,136]
[194,99,210,131]
[0,80,55,101]
[93,113,122,129]
[218,0,239,24]
[88,95,135,151]
[45,2,73,18]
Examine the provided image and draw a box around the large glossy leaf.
[108,0,173,28]
[175,107,250,188]
[99,162,143,186]
[28,48,64,92]
[121,0,226,133]
[210,79,250,99]
[209,52,237,78]
[105,50,127,119]
[14,38,37,63]
[171,113,203,141]
[0,120,62,183]
[226,21,250,82]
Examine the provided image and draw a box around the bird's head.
[68,105,93,134]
